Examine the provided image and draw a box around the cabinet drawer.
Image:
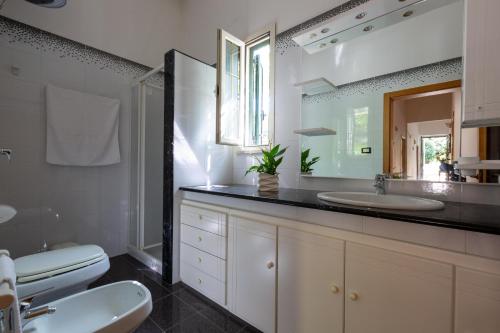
[181,224,226,259]
[181,204,227,236]
[181,261,226,306]
[181,242,226,282]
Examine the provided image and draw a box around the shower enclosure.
[129,65,164,272]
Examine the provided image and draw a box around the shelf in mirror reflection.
[294,128,336,136]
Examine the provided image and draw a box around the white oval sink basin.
[0,205,16,224]
[317,192,444,211]
[23,280,152,333]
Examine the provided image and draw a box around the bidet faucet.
[22,305,56,328]
[374,174,387,195]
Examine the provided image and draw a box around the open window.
[216,25,275,149]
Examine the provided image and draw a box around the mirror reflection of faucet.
[374,174,387,195]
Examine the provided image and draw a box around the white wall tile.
[0,34,131,258]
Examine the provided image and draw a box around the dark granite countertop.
[180,184,500,235]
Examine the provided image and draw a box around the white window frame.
[216,24,276,152]
[216,29,246,146]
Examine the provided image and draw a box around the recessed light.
[403,10,414,17]
[321,28,330,34]
[319,43,327,48]
[363,25,374,32]
[330,38,339,44]
[356,12,367,19]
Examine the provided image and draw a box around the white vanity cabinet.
[227,216,277,333]
[179,204,228,306]
[345,242,453,333]
[277,227,345,333]
[180,200,500,333]
[455,268,500,333]
[463,0,500,127]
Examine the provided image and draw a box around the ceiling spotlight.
[403,10,414,17]
[356,12,367,20]
[363,25,374,32]
[321,28,330,34]
[330,38,339,44]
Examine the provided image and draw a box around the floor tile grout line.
[147,316,166,333]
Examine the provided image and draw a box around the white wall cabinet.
[277,227,345,333]
[455,267,500,333]
[463,0,500,127]
[345,242,454,333]
[228,216,277,333]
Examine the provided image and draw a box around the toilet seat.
[15,245,106,283]
[14,245,110,305]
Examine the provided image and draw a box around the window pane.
[221,39,242,142]
[246,36,271,146]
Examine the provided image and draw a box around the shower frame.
[130,64,164,270]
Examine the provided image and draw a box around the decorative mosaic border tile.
[276,0,371,55]
[0,15,164,87]
[303,58,463,104]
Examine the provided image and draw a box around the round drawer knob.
[349,292,359,301]
[197,257,202,263]
[198,236,202,242]
[330,284,340,294]
[266,261,275,269]
[198,278,202,284]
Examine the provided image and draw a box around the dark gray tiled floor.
[89,255,261,333]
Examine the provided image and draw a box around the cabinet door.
[345,242,453,333]
[278,227,344,333]
[229,216,276,333]
[455,267,500,333]
[463,0,500,126]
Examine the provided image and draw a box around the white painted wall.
[178,0,347,65]
[0,0,182,67]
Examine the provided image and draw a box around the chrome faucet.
[19,287,56,328]
[374,174,387,195]
[22,305,56,327]
[0,148,12,161]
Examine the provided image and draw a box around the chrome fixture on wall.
[0,148,12,161]
[25,0,66,8]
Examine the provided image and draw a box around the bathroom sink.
[0,205,16,224]
[317,192,444,211]
[23,280,152,333]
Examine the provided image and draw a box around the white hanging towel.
[0,251,21,333]
[46,84,121,166]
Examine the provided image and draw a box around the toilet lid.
[15,245,106,283]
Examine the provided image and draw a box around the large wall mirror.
[294,0,500,183]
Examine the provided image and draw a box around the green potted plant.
[245,144,287,192]
[301,149,320,175]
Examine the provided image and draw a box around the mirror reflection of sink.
[0,205,17,224]
[317,192,444,211]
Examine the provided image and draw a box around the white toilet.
[14,245,109,305]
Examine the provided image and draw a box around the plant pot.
[258,173,279,192]
[301,172,312,176]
